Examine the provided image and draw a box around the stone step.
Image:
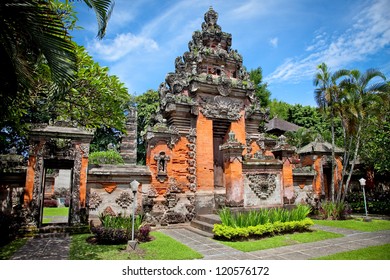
[37,225,90,235]
[185,225,214,238]
[35,232,70,239]
[195,214,221,225]
[38,226,68,234]
[190,219,215,234]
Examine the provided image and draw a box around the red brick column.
[220,130,245,207]
[196,112,214,191]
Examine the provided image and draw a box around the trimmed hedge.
[213,218,314,240]
[89,150,125,165]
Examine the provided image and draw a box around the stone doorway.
[39,160,74,227]
[24,123,94,228]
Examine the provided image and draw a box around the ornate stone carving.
[188,151,196,159]
[219,131,245,163]
[163,179,183,209]
[246,173,277,199]
[203,7,219,28]
[102,206,116,216]
[89,192,102,210]
[185,128,197,192]
[160,210,186,225]
[187,159,196,167]
[186,128,197,143]
[200,96,242,121]
[186,143,196,152]
[165,178,184,195]
[217,79,232,97]
[154,151,170,182]
[43,138,75,159]
[175,56,185,73]
[187,167,196,175]
[187,175,196,183]
[115,191,134,209]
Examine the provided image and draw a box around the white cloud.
[269,37,278,48]
[228,0,279,20]
[265,0,390,84]
[88,33,159,61]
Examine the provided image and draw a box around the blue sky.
[70,0,390,106]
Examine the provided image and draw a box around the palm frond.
[0,0,77,87]
[83,0,115,39]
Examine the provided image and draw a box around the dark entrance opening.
[213,119,231,188]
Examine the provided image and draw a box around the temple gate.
[144,8,284,223]
[23,122,94,227]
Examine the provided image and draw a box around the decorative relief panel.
[89,192,102,210]
[186,128,197,192]
[115,192,134,209]
[200,96,242,121]
[246,173,277,200]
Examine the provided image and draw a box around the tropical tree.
[0,0,114,125]
[0,0,77,121]
[249,67,271,107]
[135,90,160,164]
[285,128,315,149]
[314,63,349,202]
[0,0,117,154]
[0,44,132,155]
[337,69,389,201]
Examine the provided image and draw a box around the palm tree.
[314,63,349,202]
[339,69,389,201]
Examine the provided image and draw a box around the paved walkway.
[11,235,71,260]
[160,225,390,260]
[8,225,390,260]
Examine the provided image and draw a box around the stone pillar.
[120,108,137,164]
[220,131,245,207]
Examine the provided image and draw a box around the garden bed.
[213,205,313,241]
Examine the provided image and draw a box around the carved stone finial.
[204,6,218,25]
[228,131,237,143]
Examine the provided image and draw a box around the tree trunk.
[330,112,335,202]
[342,124,362,201]
[337,134,353,203]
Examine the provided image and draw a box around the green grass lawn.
[314,219,390,232]
[69,231,203,260]
[0,238,28,260]
[315,244,390,260]
[43,207,69,216]
[219,230,343,252]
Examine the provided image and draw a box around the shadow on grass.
[70,231,203,260]
[0,238,28,260]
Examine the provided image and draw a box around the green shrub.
[99,213,142,229]
[89,150,125,165]
[217,205,311,228]
[346,190,390,215]
[91,213,145,244]
[213,218,314,240]
[319,201,347,220]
